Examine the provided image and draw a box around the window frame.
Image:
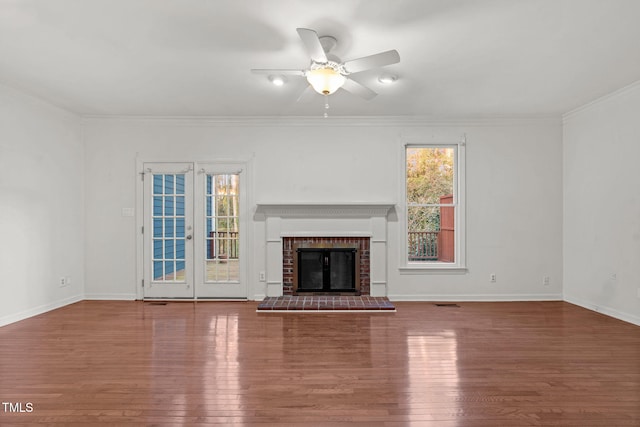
[400,142,466,272]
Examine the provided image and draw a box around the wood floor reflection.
[0,301,638,426]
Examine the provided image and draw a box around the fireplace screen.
[297,248,356,292]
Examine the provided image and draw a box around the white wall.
[83,117,563,302]
[391,123,563,300]
[563,82,640,325]
[0,85,84,326]
[7,79,639,325]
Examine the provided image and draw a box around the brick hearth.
[256,296,395,312]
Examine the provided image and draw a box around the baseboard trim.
[84,293,137,301]
[4,293,634,328]
[0,295,83,328]
[563,295,640,326]
[389,293,563,302]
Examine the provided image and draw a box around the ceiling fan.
[251,28,400,101]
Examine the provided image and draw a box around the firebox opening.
[284,237,368,296]
[296,248,358,294]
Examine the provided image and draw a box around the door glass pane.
[164,239,174,259]
[175,175,185,194]
[329,251,354,290]
[153,240,162,259]
[153,175,163,193]
[153,261,163,281]
[176,218,185,237]
[164,218,174,237]
[164,196,174,216]
[299,251,323,289]
[205,173,240,283]
[164,175,174,194]
[175,261,186,281]
[153,197,162,216]
[164,261,175,280]
[175,196,185,215]
[227,259,239,281]
[152,173,186,283]
[216,197,230,216]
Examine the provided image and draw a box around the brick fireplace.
[254,203,395,298]
[282,236,370,295]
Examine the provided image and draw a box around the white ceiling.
[1,0,639,118]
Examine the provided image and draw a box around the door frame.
[135,157,252,300]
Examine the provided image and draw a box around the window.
[403,144,465,270]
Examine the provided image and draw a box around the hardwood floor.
[0,301,638,426]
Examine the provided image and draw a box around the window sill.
[399,265,468,275]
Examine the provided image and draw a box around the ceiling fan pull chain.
[324,96,330,118]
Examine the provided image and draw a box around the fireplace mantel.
[254,203,395,219]
[255,202,394,298]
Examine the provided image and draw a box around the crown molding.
[563,79,640,122]
[1,83,81,123]
[80,115,560,128]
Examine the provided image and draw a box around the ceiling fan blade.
[296,28,328,63]
[343,50,400,74]
[251,69,306,76]
[341,78,377,100]
[296,85,315,103]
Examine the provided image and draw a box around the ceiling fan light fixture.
[306,67,346,95]
[268,75,286,86]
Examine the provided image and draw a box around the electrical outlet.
[543,276,550,286]
[490,273,496,283]
[59,277,66,287]
[259,271,266,282]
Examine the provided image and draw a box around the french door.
[142,162,246,299]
